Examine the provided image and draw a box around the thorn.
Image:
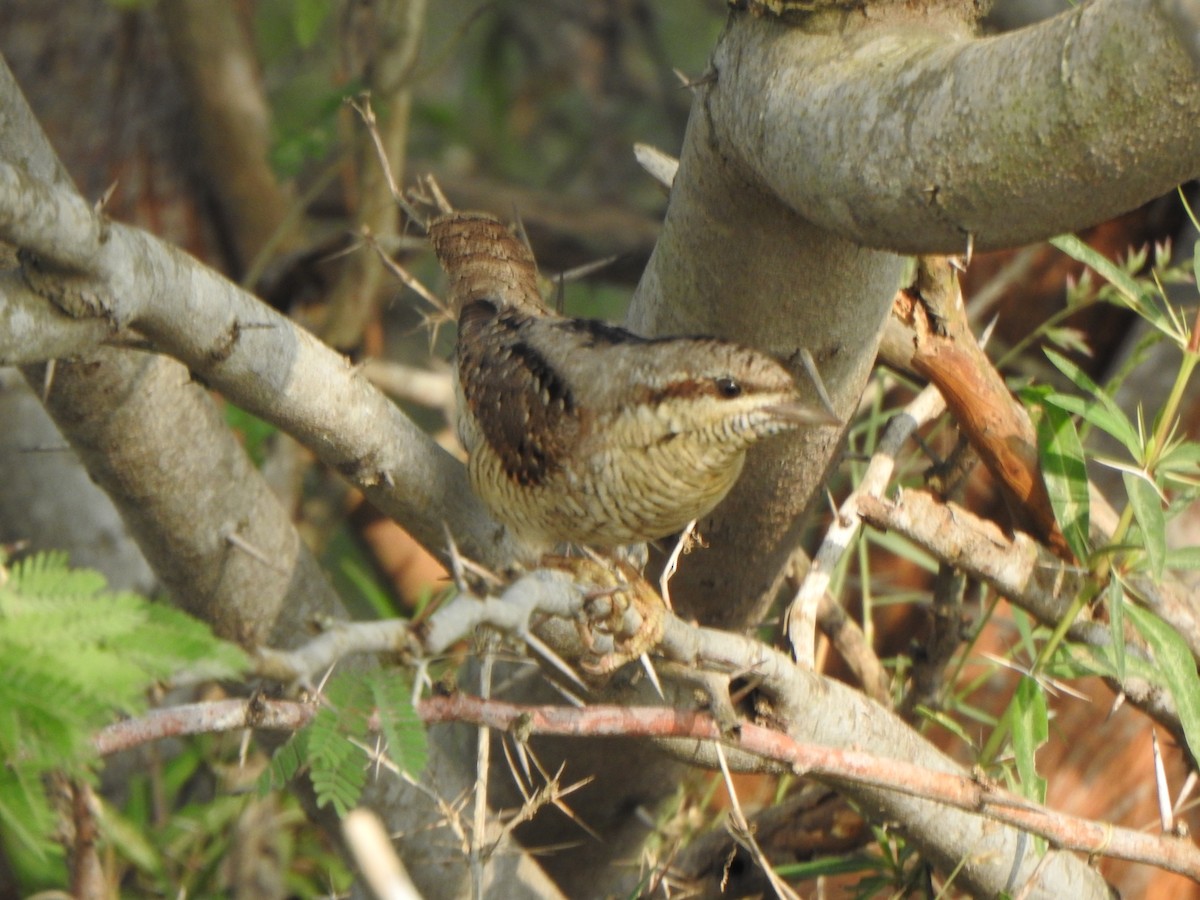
[524,631,589,692]
[798,347,838,423]
[40,358,56,403]
[1153,729,1174,833]
[221,524,289,574]
[824,486,839,521]
[633,143,678,190]
[979,313,1000,348]
[557,255,620,284]
[639,652,665,700]
[659,519,696,610]
[95,181,118,213]
[1173,770,1198,819]
[443,524,469,592]
[673,66,717,89]
[511,205,532,255]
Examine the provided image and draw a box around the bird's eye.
[714,376,742,398]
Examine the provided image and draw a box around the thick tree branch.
[254,570,1109,898]
[0,159,522,568]
[712,0,1200,253]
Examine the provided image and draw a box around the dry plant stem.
[24,350,340,647]
[255,619,414,683]
[672,787,868,896]
[632,0,1200,629]
[67,782,104,900]
[360,358,455,411]
[0,365,158,592]
[0,62,551,898]
[472,638,497,900]
[323,0,426,348]
[0,67,342,645]
[713,743,799,900]
[786,381,946,665]
[815,591,891,706]
[901,563,970,720]
[343,810,424,900]
[93,697,315,756]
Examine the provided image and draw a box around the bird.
[428,210,835,554]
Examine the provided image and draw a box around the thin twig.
[785,382,946,666]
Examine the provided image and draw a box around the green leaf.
[1042,349,1141,456]
[1123,472,1167,579]
[1158,440,1200,475]
[306,675,371,815]
[370,672,427,777]
[865,529,937,575]
[1051,234,1146,310]
[260,733,308,798]
[913,706,976,748]
[0,767,60,861]
[1165,547,1200,570]
[1011,676,1048,804]
[1125,603,1200,764]
[1107,579,1126,684]
[774,853,886,879]
[1036,403,1091,561]
[0,552,249,863]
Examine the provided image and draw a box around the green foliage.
[1030,386,1091,561]
[99,735,353,897]
[224,403,278,468]
[1010,676,1048,806]
[290,0,334,49]
[0,552,247,883]
[1124,603,1200,766]
[324,526,402,619]
[260,669,427,816]
[1016,231,1200,769]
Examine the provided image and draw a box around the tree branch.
[712,0,1200,253]
[0,158,522,569]
[251,568,1110,898]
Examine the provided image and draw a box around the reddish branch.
[94,694,1200,882]
[886,258,1073,560]
[424,695,1200,882]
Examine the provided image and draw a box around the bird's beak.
[766,400,842,427]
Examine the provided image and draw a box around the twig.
[471,636,497,899]
[343,809,425,900]
[714,743,799,900]
[785,382,945,666]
